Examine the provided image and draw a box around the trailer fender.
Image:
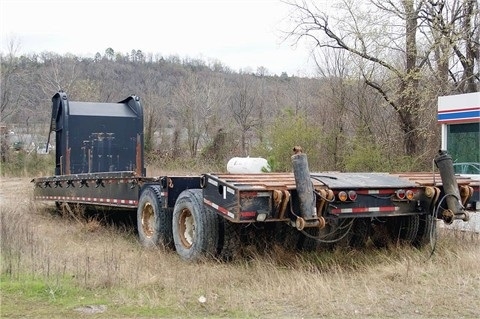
[172,189,219,261]
[137,185,173,248]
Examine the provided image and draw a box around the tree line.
[1,0,478,173]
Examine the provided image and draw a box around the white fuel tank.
[227,157,271,174]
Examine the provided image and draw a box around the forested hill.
[0,47,476,172]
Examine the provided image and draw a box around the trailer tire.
[275,222,318,252]
[370,222,390,248]
[297,227,319,252]
[137,185,173,248]
[383,215,419,246]
[172,189,219,261]
[349,218,371,248]
[396,215,420,244]
[218,220,242,261]
[332,218,357,249]
[275,222,301,251]
[371,215,420,247]
[413,214,436,248]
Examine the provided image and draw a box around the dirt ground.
[0,177,32,206]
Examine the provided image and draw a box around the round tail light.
[396,189,406,199]
[348,190,357,201]
[406,189,415,200]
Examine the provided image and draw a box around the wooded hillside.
[1,0,478,172]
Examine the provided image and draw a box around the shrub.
[0,151,55,177]
[255,110,323,172]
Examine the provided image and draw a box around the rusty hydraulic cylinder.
[291,147,317,221]
[434,150,469,223]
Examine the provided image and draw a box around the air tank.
[226,157,271,174]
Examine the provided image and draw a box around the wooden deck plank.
[210,172,479,189]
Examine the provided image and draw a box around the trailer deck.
[205,172,480,189]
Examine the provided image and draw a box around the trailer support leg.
[434,150,470,223]
[291,146,317,221]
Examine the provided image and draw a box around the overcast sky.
[0,0,318,76]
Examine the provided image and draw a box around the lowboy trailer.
[33,92,480,261]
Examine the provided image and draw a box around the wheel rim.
[178,208,195,248]
[141,202,155,238]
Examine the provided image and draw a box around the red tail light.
[348,190,357,201]
[396,189,406,199]
[337,190,357,201]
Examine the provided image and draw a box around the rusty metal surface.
[311,172,418,188]
[210,172,479,191]
[391,172,480,186]
[211,173,327,190]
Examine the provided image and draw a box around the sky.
[0,0,318,76]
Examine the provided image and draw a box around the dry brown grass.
[1,178,480,318]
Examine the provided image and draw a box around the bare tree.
[172,71,225,157]
[422,0,479,93]
[139,77,170,154]
[37,53,80,96]
[230,75,260,156]
[285,0,478,157]
[0,38,22,122]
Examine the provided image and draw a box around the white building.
[438,92,480,177]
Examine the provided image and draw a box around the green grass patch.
[1,274,108,318]
[0,274,170,318]
[0,273,199,318]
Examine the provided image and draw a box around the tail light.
[406,189,415,200]
[395,189,415,200]
[396,189,406,199]
[337,190,357,202]
[348,190,357,201]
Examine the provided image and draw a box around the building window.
[446,122,480,163]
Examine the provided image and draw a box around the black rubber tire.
[331,218,356,249]
[217,220,242,261]
[349,218,371,248]
[315,223,336,251]
[137,185,173,248]
[413,214,436,248]
[172,189,219,261]
[275,222,302,251]
[298,227,319,252]
[397,215,420,244]
[386,215,420,245]
[275,222,318,252]
[370,221,390,248]
[371,215,420,247]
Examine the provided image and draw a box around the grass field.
[1,178,479,318]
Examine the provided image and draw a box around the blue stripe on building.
[438,110,480,121]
